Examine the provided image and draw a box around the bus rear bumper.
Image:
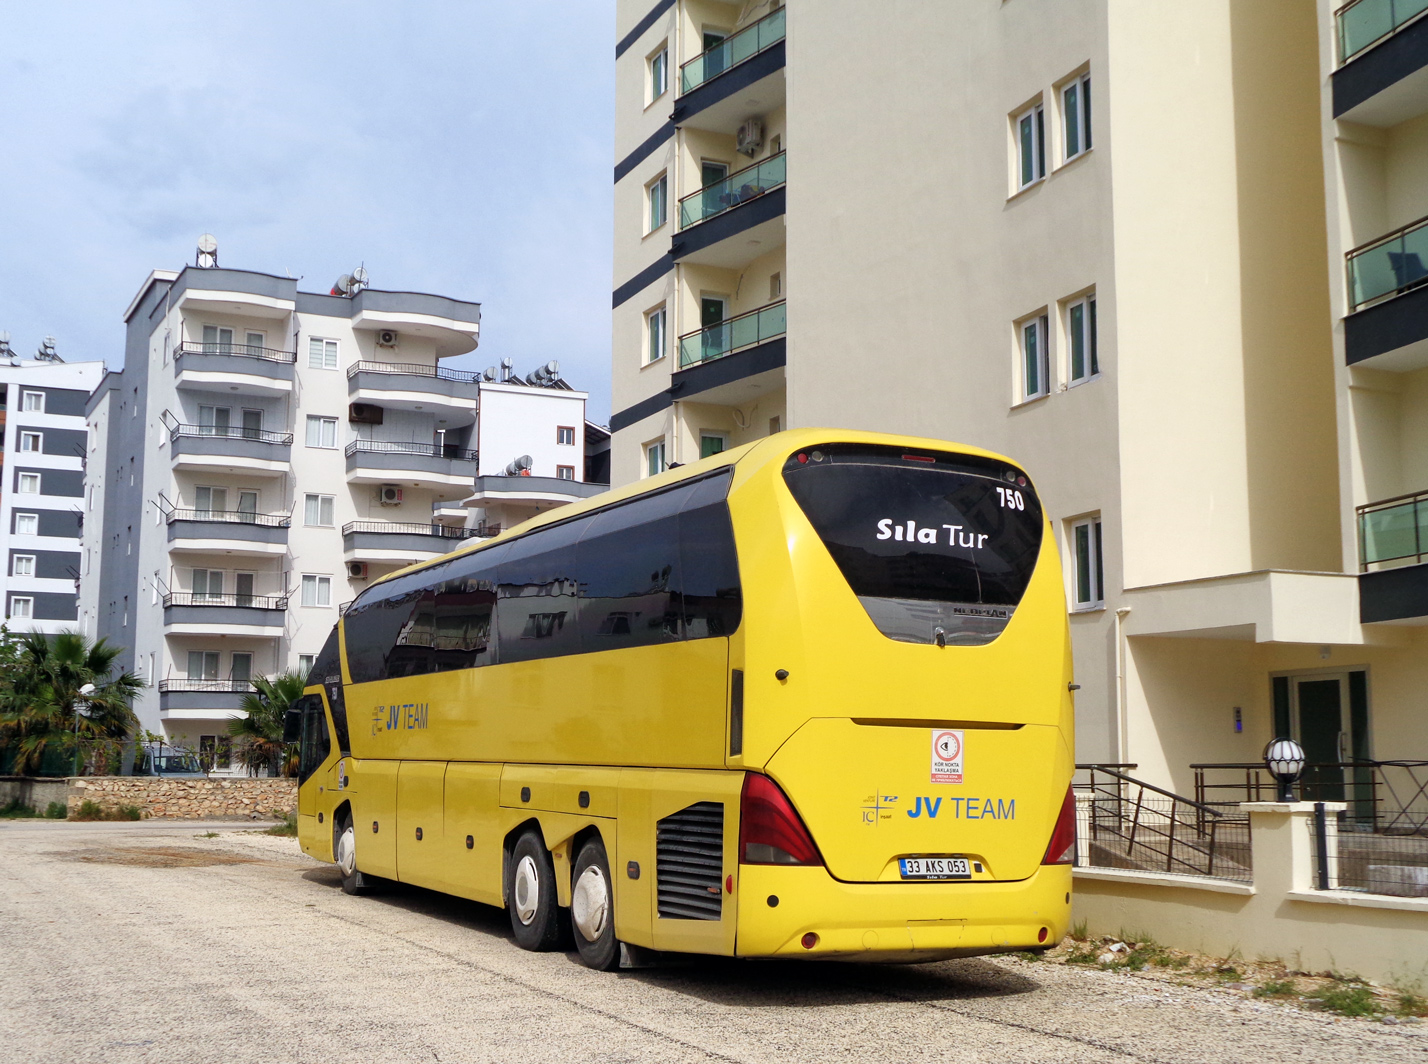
[733,863,1072,959]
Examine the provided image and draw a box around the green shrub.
[115,804,142,821]
[1254,980,1297,998]
[1395,991,1427,1018]
[264,810,298,837]
[0,798,35,818]
[72,799,105,821]
[44,801,66,819]
[1310,983,1381,1018]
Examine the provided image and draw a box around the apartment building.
[0,337,104,635]
[611,1,1428,793]
[80,253,601,769]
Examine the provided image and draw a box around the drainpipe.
[1115,606,1132,763]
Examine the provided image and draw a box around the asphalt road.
[1,820,1421,1064]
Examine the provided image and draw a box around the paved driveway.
[0,820,1421,1064]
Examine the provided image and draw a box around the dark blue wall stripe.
[612,256,675,309]
[616,0,675,59]
[614,121,676,183]
[670,337,786,400]
[1344,284,1428,365]
[609,390,673,433]
[671,186,785,261]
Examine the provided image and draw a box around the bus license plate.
[899,857,971,880]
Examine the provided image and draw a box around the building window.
[1067,295,1098,384]
[189,650,220,679]
[645,306,667,364]
[308,337,339,370]
[304,493,335,527]
[1070,515,1105,610]
[700,432,728,458]
[1020,314,1050,402]
[1063,73,1092,162]
[648,173,668,233]
[10,596,33,620]
[12,555,34,577]
[230,652,253,684]
[645,439,667,478]
[20,390,44,413]
[18,473,41,495]
[305,416,338,448]
[298,654,315,678]
[19,431,41,452]
[556,465,575,480]
[770,272,783,300]
[1016,101,1046,190]
[649,46,668,102]
[15,513,38,536]
[301,574,332,607]
[556,426,576,446]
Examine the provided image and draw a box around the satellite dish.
[197,234,217,253]
[351,266,369,287]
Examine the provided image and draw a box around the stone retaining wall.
[69,776,297,819]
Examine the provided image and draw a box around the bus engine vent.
[656,802,724,920]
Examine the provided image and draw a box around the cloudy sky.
[0,2,616,420]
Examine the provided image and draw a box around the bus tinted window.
[678,475,741,638]
[343,566,452,684]
[498,520,585,663]
[306,627,350,753]
[578,487,684,650]
[783,445,1043,646]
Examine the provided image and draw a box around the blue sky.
[0,2,616,420]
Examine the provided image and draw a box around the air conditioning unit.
[379,485,403,506]
[349,403,384,424]
[377,329,399,347]
[736,118,764,156]
[347,562,368,579]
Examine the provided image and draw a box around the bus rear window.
[782,444,1044,646]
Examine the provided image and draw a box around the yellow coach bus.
[289,429,1075,969]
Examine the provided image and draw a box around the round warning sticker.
[931,729,964,784]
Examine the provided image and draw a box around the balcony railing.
[163,593,289,610]
[679,152,785,230]
[157,678,257,693]
[1347,214,1428,311]
[347,360,481,383]
[168,423,294,446]
[341,521,482,540]
[1336,0,1428,64]
[1358,489,1428,570]
[175,340,297,364]
[679,300,786,369]
[345,439,478,461]
[680,6,786,94]
[166,508,291,528]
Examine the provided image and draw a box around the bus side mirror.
[282,708,302,744]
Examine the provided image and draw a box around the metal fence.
[162,592,288,610]
[168,423,294,446]
[341,521,482,540]
[1075,764,1253,883]
[1312,802,1428,898]
[174,340,296,363]
[1193,760,1428,834]
[347,360,481,383]
[165,507,291,527]
[344,439,478,461]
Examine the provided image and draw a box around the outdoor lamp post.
[1263,737,1306,802]
[73,683,97,775]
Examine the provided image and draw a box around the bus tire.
[336,814,375,896]
[570,837,620,971]
[507,831,561,951]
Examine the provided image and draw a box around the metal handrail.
[1356,488,1427,569]
[345,439,478,461]
[1193,760,1428,834]
[1335,0,1428,64]
[163,592,288,610]
[175,340,297,364]
[678,151,785,230]
[1082,764,1229,819]
[678,300,786,369]
[341,520,481,540]
[165,508,291,528]
[347,360,481,384]
[169,423,294,446]
[157,678,256,693]
[679,6,785,94]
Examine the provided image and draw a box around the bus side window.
[297,695,330,783]
[496,519,586,664]
[433,573,496,670]
[577,487,685,650]
[678,471,741,638]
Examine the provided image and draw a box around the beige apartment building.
[610,0,1428,796]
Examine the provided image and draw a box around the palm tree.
[0,630,142,776]
[228,672,305,777]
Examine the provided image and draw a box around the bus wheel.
[336,814,374,895]
[507,832,560,951]
[571,837,620,971]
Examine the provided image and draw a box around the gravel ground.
[0,819,1423,1064]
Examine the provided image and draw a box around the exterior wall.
[475,383,589,480]
[68,775,296,819]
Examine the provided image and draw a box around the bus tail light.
[740,773,823,866]
[1042,786,1077,865]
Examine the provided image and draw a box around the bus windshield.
[782,443,1043,645]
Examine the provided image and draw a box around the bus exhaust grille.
[656,802,724,920]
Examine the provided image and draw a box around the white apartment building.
[610,1,1428,798]
[81,253,602,769]
[0,337,104,635]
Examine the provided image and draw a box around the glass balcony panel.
[681,7,785,93]
[678,301,786,369]
[1338,0,1428,62]
[679,152,786,229]
[1348,217,1428,310]
[1359,497,1425,568]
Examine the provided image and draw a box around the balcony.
[344,439,478,488]
[679,301,785,369]
[165,508,290,556]
[173,340,296,396]
[1357,489,1428,621]
[157,678,255,717]
[162,592,288,636]
[674,7,786,130]
[679,152,785,231]
[673,153,786,266]
[1333,0,1428,120]
[168,422,293,475]
[346,360,479,421]
[342,520,482,563]
[1344,215,1428,366]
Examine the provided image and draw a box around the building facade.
[0,339,104,635]
[81,258,599,769]
[610,0,1427,791]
